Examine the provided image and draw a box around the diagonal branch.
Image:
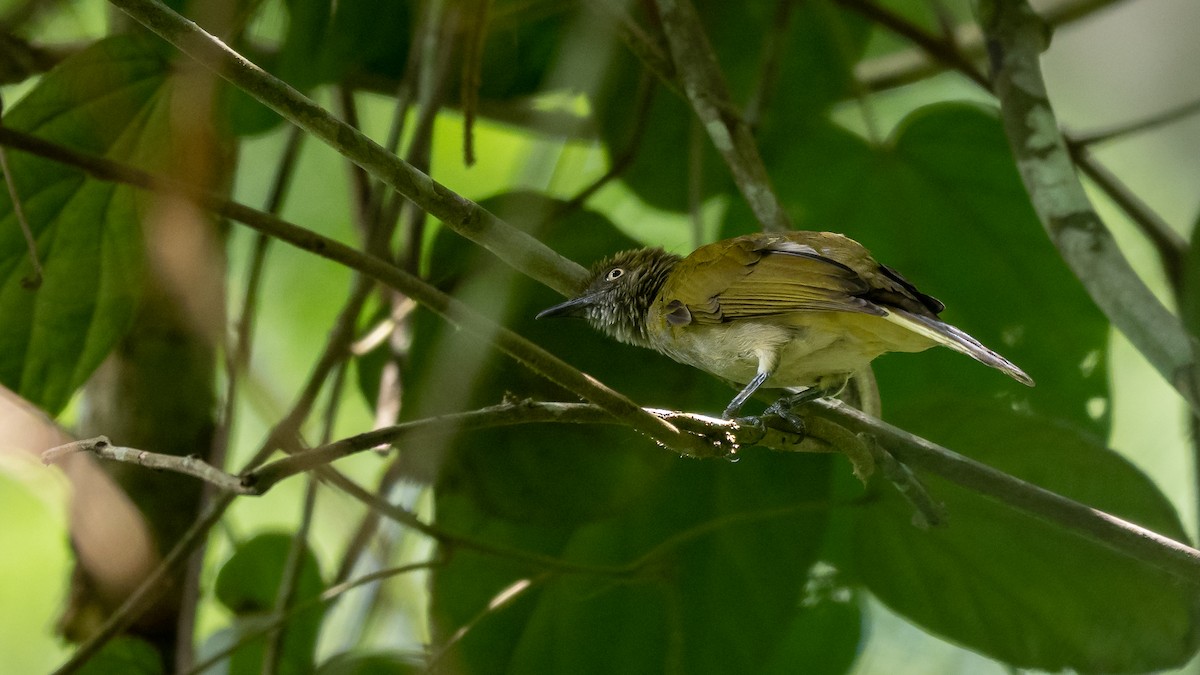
[107,0,587,297]
[976,0,1200,414]
[649,0,792,232]
[854,0,1126,91]
[46,400,1200,592]
[0,125,713,457]
[810,399,1200,588]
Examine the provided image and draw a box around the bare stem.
[0,136,41,288]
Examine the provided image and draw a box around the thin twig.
[460,0,492,166]
[853,0,1125,92]
[558,72,657,216]
[1067,143,1187,290]
[426,574,550,670]
[51,493,238,675]
[743,0,796,130]
[836,0,990,90]
[43,437,248,492]
[1071,95,1200,147]
[185,559,444,675]
[589,0,677,91]
[214,124,306,474]
[261,476,318,675]
[0,101,41,287]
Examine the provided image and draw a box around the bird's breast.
[644,305,935,388]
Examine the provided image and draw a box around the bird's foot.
[762,395,808,436]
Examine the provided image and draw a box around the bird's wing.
[661,235,887,324]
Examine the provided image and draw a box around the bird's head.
[536,247,681,348]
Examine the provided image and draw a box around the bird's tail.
[887,309,1035,386]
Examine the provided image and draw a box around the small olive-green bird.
[537,231,1033,418]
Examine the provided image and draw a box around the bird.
[536,231,1033,419]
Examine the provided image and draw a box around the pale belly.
[648,312,935,388]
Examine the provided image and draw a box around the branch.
[47,401,1200,591]
[51,493,238,675]
[1067,144,1187,290]
[44,403,815,496]
[0,126,712,458]
[853,0,1126,91]
[1070,94,1200,147]
[650,0,792,232]
[837,0,990,89]
[977,0,1200,414]
[43,437,247,492]
[107,0,587,297]
[809,399,1200,589]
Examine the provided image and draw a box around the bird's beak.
[536,292,598,320]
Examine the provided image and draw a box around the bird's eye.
[605,268,624,281]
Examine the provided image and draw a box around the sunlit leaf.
[0,36,171,414]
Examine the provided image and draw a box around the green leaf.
[76,636,163,675]
[742,102,1109,432]
[434,448,835,675]
[213,533,326,675]
[844,396,1199,673]
[761,587,862,675]
[0,35,173,414]
[420,192,836,673]
[216,532,325,613]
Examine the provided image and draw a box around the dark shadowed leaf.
[316,651,423,675]
[213,533,326,675]
[761,586,862,675]
[841,396,1199,673]
[76,636,163,675]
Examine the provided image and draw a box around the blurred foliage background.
[0,0,1198,673]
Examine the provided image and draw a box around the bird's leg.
[723,370,770,419]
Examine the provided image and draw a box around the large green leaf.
[842,396,1199,672]
[414,193,844,673]
[736,102,1109,432]
[434,447,837,675]
[0,36,172,413]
